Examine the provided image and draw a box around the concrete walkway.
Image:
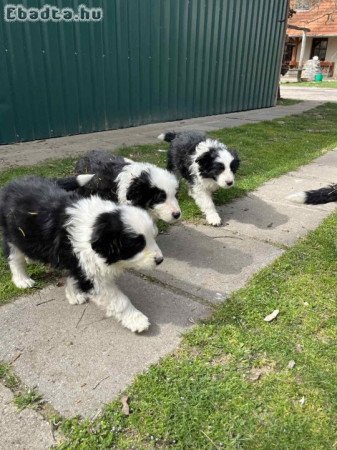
[0,103,336,448]
[0,150,336,446]
[0,384,54,449]
[0,100,321,170]
[280,85,337,102]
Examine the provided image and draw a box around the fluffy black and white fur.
[287,184,337,205]
[0,176,163,333]
[58,150,181,223]
[159,130,240,226]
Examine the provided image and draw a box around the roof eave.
[287,32,337,37]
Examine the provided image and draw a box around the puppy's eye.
[215,163,225,172]
[175,192,179,199]
[155,191,166,204]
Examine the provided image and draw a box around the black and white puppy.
[287,184,337,205]
[159,130,240,226]
[0,176,163,333]
[58,149,181,223]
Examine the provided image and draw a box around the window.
[310,38,328,61]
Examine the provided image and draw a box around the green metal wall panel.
[0,0,288,144]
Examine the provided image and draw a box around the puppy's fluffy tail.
[158,131,177,143]
[287,184,337,205]
[56,174,95,191]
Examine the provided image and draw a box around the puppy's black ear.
[91,212,123,264]
[196,148,217,167]
[196,148,219,178]
[229,149,241,173]
[126,171,152,208]
[91,211,145,264]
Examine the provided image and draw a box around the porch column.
[297,31,307,81]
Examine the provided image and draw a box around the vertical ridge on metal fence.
[0,0,287,144]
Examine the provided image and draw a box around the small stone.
[264,309,279,322]
[296,343,304,353]
[287,360,296,369]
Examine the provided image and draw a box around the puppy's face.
[126,169,181,223]
[150,176,181,223]
[195,140,240,188]
[91,207,163,270]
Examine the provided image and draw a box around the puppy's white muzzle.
[218,173,235,188]
[153,199,181,223]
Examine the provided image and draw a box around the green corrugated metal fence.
[0,0,288,145]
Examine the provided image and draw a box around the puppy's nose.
[226,181,233,186]
[172,211,181,219]
[155,256,164,266]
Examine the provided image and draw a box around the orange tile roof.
[288,0,337,36]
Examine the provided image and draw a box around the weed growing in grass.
[14,388,43,411]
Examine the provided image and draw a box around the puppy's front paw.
[66,290,88,305]
[122,311,150,333]
[12,276,35,289]
[206,212,222,226]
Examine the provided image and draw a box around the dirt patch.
[247,364,275,382]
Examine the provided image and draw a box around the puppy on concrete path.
[159,130,240,226]
[0,176,163,333]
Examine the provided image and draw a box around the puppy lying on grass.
[0,176,163,333]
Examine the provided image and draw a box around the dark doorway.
[310,38,328,61]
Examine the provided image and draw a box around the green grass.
[276,98,302,106]
[1,103,337,307]
[0,362,20,390]
[58,212,337,449]
[14,388,43,411]
[0,362,43,411]
[283,81,337,89]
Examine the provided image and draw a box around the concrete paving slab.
[145,224,283,303]
[175,124,227,132]
[311,150,337,166]
[288,163,337,184]
[218,193,334,246]
[0,275,210,417]
[0,101,323,171]
[0,384,54,450]
[216,150,337,245]
[280,86,337,102]
[255,174,336,213]
[203,119,252,129]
